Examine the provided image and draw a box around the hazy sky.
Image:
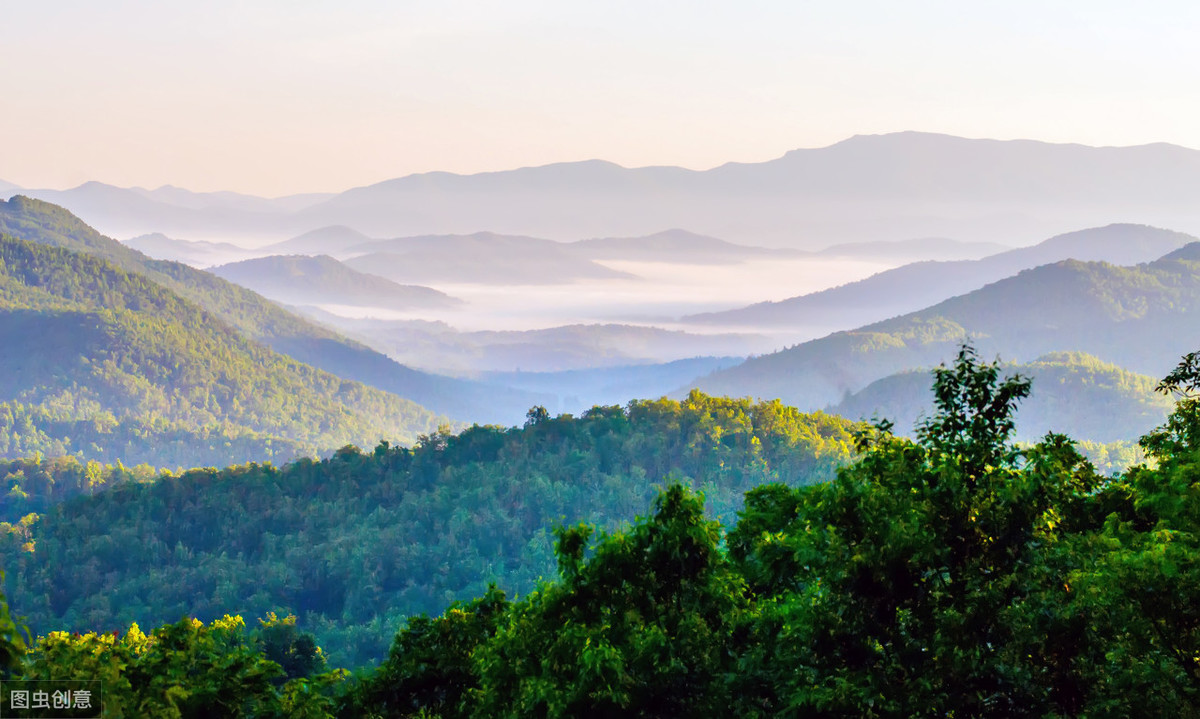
[3,1,1198,196]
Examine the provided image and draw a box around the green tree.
[22,615,344,718]
[471,485,745,718]
[341,588,509,718]
[729,346,1100,716]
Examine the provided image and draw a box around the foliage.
[21,615,344,718]
[471,485,746,717]
[334,345,1200,717]
[12,344,1200,717]
[0,392,858,668]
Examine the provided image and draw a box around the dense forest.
[0,392,858,668]
[1,348,1200,716]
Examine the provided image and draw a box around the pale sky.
[2,1,1198,196]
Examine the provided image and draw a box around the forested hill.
[0,196,546,424]
[11,350,1200,716]
[693,250,1200,409]
[683,223,1197,330]
[0,233,448,467]
[0,392,860,667]
[829,351,1172,444]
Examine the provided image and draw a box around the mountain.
[288,133,1200,246]
[341,232,633,285]
[683,224,1199,331]
[828,352,1172,443]
[0,180,20,195]
[0,233,450,467]
[127,184,332,213]
[565,229,800,264]
[27,134,1200,247]
[690,248,1200,409]
[285,226,1002,269]
[17,182,330,241]
[209,255,461,310]
[0,197,547,424]
[264,225,373,256]
[816,237,1011,261]
[16,182,277,241]
[124,232,255,267]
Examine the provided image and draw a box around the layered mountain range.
[11,133,1200,247]
[690,246,1200,428]
[0,199,549,456]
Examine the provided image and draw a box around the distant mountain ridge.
[683,224,1199,331]
[18,133,1200,247]
[286,133,1200,244]
[341,232,633,285]
[265,225,372,255]
[124,232,253,266]
[689,245,1200,409]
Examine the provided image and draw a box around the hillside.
[829,352,1172,443]
[0,197,546,424]
[0,392,860,667]
[0,234,449,467]
[210,254,461,309]
[691,249,1200,409]
[683,224,1198,330]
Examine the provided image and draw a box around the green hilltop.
[829,351,1173,444]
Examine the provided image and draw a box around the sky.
[2,1,1199,197]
